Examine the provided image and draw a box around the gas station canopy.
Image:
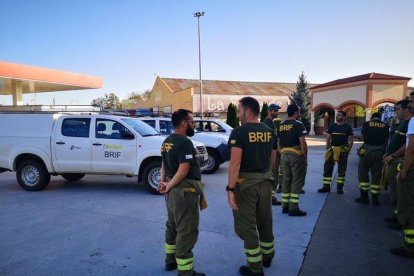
[0,61,103,105]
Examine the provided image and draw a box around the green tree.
[260,103,268,122]
[290,71,311,132]
[91,93,122,109]
[127,89,151,100]
[226,103,239,128]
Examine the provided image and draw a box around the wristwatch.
[226,186,235,192]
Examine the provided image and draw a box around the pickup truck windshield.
[121,118,160,137]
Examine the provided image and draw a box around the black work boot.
[271,196,282,206]
[239,265,264,276]
[318,185,330,193]
[355,191,369,204]
[165,254,176,271]
[372,194,380,206]
[282,206,289,214]
[165,262,177,271]
[262,259,272,268]
[337,185,344,194]
[191,271,206,276]
[288,209,307,216]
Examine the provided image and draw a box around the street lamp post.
[193,11,204,118]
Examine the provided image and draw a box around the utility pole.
[193,11,205,118]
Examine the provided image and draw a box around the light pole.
[193,11,204,117]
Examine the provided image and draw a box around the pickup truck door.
[91,118,137,174]
[53,117,92,172]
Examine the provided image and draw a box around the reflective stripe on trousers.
[405,229,414,247]
[260,240,275,255]
[165,243,176,254]
[245,247,262,263]
[323,176,332,185]
[359,182,369,191]
[176,257,193,271]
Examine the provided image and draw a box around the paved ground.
[300,142,414,276]
[0,137,411,275]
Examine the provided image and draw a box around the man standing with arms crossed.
[227,97,278,276]
[355,113,389,205]
[261,103,282,206]
[278,104,308,216]
[391,92,414,259]
[158,109,206,276]
[383,100,412,225]
[318,111,353,194]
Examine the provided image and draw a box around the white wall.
[313,85,366,108]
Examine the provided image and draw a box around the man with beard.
[383,100,412,226]
[227,97,277,276]
[261,103,282,206]
[391,92,414,259]
[318,111,353,194]
[158,109,206,276]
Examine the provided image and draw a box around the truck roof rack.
[0,105,102,113]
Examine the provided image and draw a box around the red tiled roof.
[311,73,411,90]
[161,78,299,96]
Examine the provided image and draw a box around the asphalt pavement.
[300,140,414,276]
[0,137,412,275]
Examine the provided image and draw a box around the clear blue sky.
[1,0,413,105]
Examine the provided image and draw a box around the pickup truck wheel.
[142,160,162,195]
[17,160,50,191]
[61,173,85,181]
[202,149,220,174]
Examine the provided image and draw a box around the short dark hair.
[410,91,414,96]
[287,104,299,117]
[396,99,410,109]
[371,112,381,119]
[239,97,260,117]
[171,109,192,128]
[337,110,346,117]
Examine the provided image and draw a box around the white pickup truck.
[0,113,208,194]
[139,117,230,174]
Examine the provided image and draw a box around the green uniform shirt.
[327,123,353,146]
[387,119,409,155]
[161,134,201,181]
[278,119,307,147]
[361,119,389,146]
[273,118,282,137]
[262,117,275,131]
[228,123,278,173]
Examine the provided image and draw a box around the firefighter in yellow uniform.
[355,113,389,205]
[159,109,206,276]
[278,104,308,216]
[318,111,353,194]
[228,97,277,276]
